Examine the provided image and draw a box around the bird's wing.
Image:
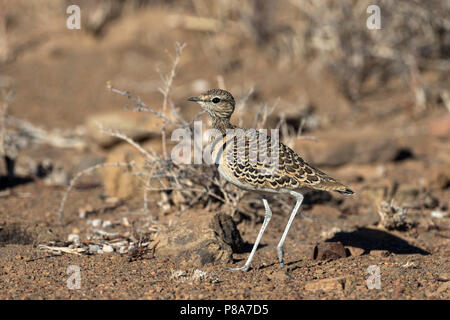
[221,130,353,194]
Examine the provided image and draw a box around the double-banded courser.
[188,89,353,272]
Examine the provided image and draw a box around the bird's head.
[188,88,235,119]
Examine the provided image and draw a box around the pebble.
[431,211,444,219]
[67,234,80,244]
[91,219,102,228]
[119,246,127,254]
[102,220,113,228]
[121,217,130,227]
[103,244,114,253]
[305,276,349,292]
[89,245,100,254]
[370,250,390,257]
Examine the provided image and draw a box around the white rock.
[89,244,100,253]
[103,244,114,253]
[119,246,127,254]
[431,211,444,219]
[102,220,113,228]
[91,219,102,228]
[68,234,80,244]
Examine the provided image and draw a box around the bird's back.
[213,128,353,195]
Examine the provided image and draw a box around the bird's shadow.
[0,175,33,191]
[235,242,267,254]
[326,227,429,255]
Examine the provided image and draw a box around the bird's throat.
[212,117,234,134]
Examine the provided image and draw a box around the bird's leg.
[227,197,272,272]
[277,192,304,268]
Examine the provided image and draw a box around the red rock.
[311,241,347,261]
[305,276,351,292]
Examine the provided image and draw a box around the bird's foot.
[277,247,284,268]
[226,265,250,272]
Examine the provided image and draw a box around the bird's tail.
[319,178,354,195]
[334,186,355,195]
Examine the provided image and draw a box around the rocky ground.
[0,1,449,300]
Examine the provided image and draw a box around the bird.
[187,89,354,272]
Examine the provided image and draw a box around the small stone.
[154,211,244,267]
[91,219,102,228]
[102,220,113,228]
[431,211,445,219]
[171,270,188,280]
[119,246,127,254]
[67,234,80,244]
[103,244,114,253]
[191,270,207,282]
[121,217,130,227]
[370,250,390,257]
[89,245,100,254]
[312,241,347,261]
[78,204,94,219]
[377,201,410,230]
[305,276,350,292]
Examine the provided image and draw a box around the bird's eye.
[212,97,221,104]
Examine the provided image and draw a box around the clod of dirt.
[170,269,219,284]
[304,276,352,293]
[155,211,244,267]
[377,201,412,231]
[311,241,347,261]
[347,246,365,257]
[369,249,390,257]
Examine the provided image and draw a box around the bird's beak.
[187,97,200,102]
